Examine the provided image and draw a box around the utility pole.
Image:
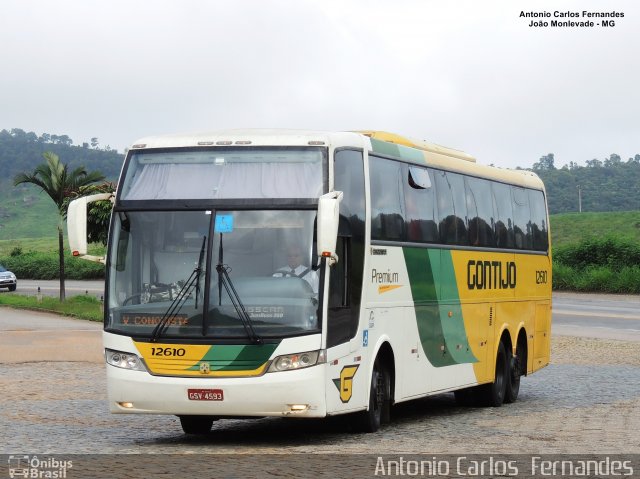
[577,185,582,213]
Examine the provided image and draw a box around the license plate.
[188,388,224,401]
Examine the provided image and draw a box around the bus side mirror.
[317,191,343,265]
[67,193,114,264]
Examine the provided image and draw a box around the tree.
[532,153,556,171]
[604,153,621,167]
[13,152,105,301]
[586,158,603,168]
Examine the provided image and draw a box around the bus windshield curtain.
[122,162,322,200]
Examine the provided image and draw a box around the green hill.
[0,128,124,242]
[550,211,640,248]
[533,153,640,214]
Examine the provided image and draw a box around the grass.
[0,294,103,321]
[550,210,640,247]
[0,237,105,260]
[553,263,640,294]
[0,184,60,240]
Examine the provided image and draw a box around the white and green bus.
[68,129,552,434]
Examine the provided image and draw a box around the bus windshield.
[107,210,320,340]
[119,147,324,200]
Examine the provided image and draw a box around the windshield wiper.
[150,236,206,342]
[216,232,262,344]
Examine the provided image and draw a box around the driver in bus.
[273,245,319,293]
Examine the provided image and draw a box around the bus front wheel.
[179,415,215,435]
[353,358,391,433]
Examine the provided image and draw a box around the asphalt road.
[552,292,640,341]
[2,279,104,298]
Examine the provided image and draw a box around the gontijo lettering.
[467,260,516,290]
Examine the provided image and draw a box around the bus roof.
[129,129,544,191]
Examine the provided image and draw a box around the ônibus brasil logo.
[7,455,73,478]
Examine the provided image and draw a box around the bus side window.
[512,186,532,250]
[435,171,468,245]
[369,156,406,241]
[492,182,515,249]
[528,189,549,252]
[404,166,438,243]
[328,237,349,308]
[328,149,365,347]
[465,176,495,247]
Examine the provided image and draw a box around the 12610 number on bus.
[150,347,186,357]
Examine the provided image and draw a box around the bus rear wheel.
[179,415,215,435]
[504,342,523,404]
[353,358,390,433]
[479,341,508,407]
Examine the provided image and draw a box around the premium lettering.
[371,269,399,284]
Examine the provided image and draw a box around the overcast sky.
[1,0,638,169]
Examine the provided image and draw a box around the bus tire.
[479,341,508,407]
[179,415,214,435]
[353,358,390,433]
[504,343,522,404]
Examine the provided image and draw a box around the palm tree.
[14,152,105,301]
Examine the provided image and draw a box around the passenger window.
[404,166,438,243]
[492,182,515,249]
[528,190,548,251]
[434,171,468,245]
[370,156,405,241]
[465,177,495,247]
[512,187,532,250]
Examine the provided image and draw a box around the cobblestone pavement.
[1,336,639,456]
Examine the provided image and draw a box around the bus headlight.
[268,349,326,373]
[105,348,147,371]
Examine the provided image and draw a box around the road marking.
[554,309,640,321]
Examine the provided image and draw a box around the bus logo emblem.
[199,362,211,374]
[332,365,359,403]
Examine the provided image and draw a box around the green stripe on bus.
[403,248,477,367]
[370,138,425,163]
[403,247,456,367]
[436,250,477,364]
[188,343,279,371]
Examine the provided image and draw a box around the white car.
[0,264,17,291]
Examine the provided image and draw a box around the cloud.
[0,0,638,167]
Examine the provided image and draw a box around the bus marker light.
[289,404,309,412]
[118,402,134,409]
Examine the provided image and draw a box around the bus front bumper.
[106,364,327,418]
